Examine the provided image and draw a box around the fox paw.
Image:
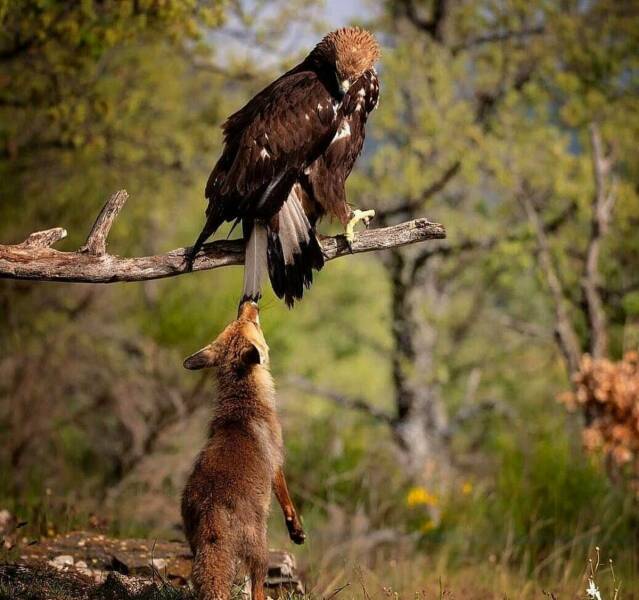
[286,517,306,545]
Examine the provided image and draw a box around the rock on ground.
[0,530,303,599]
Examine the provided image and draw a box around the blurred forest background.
[1,0,639,597]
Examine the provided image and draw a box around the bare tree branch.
[452,25,545,54]
[398,0,450,43]
[287,375,394,424]
[409,198,577,283]
[582,123,615,359]
[377,161,461,220]
[410,236,496,283]
[0,190,446,284]
[18,227,68,249]
[601,280,639,304]
[521,192,582,375]
[80,190,128,255]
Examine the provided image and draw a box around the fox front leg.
[273,467,305,544]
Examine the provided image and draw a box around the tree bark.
[0,190,446,284]
[386,249,452,485]
[582,124,615,359]
[521,193,582,376]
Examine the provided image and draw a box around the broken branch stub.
[0,190,447,284]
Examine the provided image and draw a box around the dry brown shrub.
[559,352,639,477]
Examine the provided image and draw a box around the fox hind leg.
[248,558,268,600]
[246,536,268,600]
[192,543,234,600]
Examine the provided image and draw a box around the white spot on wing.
[305,113,310,120]
[331,121,351,145]
[260,148,269,159]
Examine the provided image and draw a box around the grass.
[0,567,627,600]
[271,419,639,599]
[2,416,638,599]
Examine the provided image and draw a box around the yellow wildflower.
[406,486,438,507]
[461,481,473,496]
[420,519,436,533]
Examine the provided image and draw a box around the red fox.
[181,301,305,600]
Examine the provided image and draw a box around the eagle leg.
[184,240,204,272]
[184,212,224,271]
[345,209,375,251]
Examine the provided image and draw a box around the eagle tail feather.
[267,185,324,307]
[241,222,268,303]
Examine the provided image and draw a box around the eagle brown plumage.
[187,27,381,306]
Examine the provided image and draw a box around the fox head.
[183,302,269,372]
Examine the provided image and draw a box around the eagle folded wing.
[205,70,340,224]
[303,69,380,225]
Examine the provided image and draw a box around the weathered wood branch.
[0,190,446,284]
[80,189,129,255]
[18,227,68,249]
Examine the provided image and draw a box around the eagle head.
[312,27,380,95]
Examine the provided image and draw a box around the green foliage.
[1,0,639,595]
[0,0,225,160]
[433,431,638,579]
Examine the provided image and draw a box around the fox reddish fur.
[181,302,304,600]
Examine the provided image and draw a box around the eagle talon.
[345,209,375,251]
[345,230,355,253]
[184,249,197,272]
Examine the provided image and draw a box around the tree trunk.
[386,250,452,486]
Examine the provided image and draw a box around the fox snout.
[183,301,268,371]
[238,300,260,323]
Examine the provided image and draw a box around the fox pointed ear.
[183,344,217,370]
[240,341,264,368]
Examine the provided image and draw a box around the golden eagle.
[188,27,380,306]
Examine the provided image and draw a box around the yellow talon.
[345,209,375,245]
